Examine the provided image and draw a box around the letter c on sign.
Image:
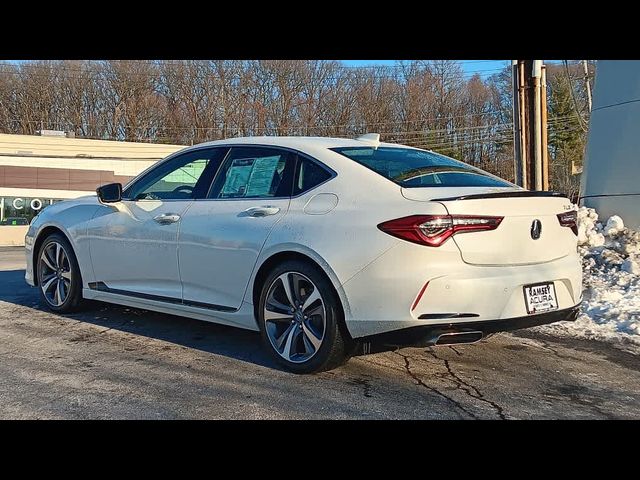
[12,198,24,210]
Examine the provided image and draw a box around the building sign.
[0,197,63,225]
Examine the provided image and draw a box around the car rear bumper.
[341,239,582,338]
[354,304,580,354]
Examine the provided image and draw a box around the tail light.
[378,215,503,247]
[557,211,578,235]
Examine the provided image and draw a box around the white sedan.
[24,134,582,373]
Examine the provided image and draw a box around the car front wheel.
[37,233,84,312]
[258,260,350,374]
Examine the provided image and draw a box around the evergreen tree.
[546,66,587,199]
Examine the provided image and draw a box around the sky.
[341,59,511,77]
[6,59,549,79]
[6,59,524,78]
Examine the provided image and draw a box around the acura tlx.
[24,134,582,373]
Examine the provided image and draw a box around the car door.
[178,146,296,310]
[87,147,227,300]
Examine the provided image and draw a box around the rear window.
[330,146,512,188]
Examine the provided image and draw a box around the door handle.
[244,206,281,217]
[153,213,181,225]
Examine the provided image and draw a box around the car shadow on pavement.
[0,269,282,371]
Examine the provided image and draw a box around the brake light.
[378,215,503,247]
[556,211,578,235]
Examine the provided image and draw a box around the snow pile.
[577,207,605,247]
[534,206,640,353]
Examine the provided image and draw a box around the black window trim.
[329,145,513,189]
[195,144,337,202]
[121,146,230,202]
[292,152,336,197]
[121,143,337,203]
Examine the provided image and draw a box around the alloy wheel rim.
[264,271,326,364]
[39,242,72,307]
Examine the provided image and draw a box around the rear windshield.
[330,146,512,188]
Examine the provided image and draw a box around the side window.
[293,156,333,195]
[208,147,295,199]
[124,148,226,200]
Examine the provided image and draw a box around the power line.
[563,60,589,132]
[0,110,578,131]
[0,123,584,148]
[408,125,585,151]
[0,110,521,132]
[0,113,582,146]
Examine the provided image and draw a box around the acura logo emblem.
[531,219,542,240]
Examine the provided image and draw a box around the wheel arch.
[32,225,75,286]
[250,247,352,336]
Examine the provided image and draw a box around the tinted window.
[294,156,333,195]
[1,217,29,226]
[208,147,295,199]
[125,148,227,200]
[331,146,512,188]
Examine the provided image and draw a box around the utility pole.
[512,60,547,190]
[532,60,543,191]
[511,61,523,187]
[512,60,528,188]
[582,60,593,112]
[541,64,549,190]
[523,60,535,190]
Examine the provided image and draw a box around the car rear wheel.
[258,260,350,374]
[37,233,84,312]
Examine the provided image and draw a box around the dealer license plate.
[523,282,558,314]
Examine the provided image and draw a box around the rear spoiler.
[433,191,568,201]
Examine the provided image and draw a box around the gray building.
[581,60,640,228]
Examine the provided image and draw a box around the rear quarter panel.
[247,149,451,322]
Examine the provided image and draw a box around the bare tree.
[0,59,591,185]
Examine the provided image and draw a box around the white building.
[0,133,184,245]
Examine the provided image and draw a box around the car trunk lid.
[401,187,577,266]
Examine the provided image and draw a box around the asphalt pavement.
[1,246,639,419]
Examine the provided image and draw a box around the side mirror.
[96,183,122,203]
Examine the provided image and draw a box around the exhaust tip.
[435,331,483,345]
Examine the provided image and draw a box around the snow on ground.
[533,206,640,354]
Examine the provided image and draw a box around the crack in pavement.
[448,346,463,356]
[393,350,478,419]
[426,349,507,420]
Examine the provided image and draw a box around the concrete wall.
[580,61,640,228]
[0,133,184,159]
[0,134,186,194]
[0,226,29,247]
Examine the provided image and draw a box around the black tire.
[37,233,84,313]
[257,260,351,374]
